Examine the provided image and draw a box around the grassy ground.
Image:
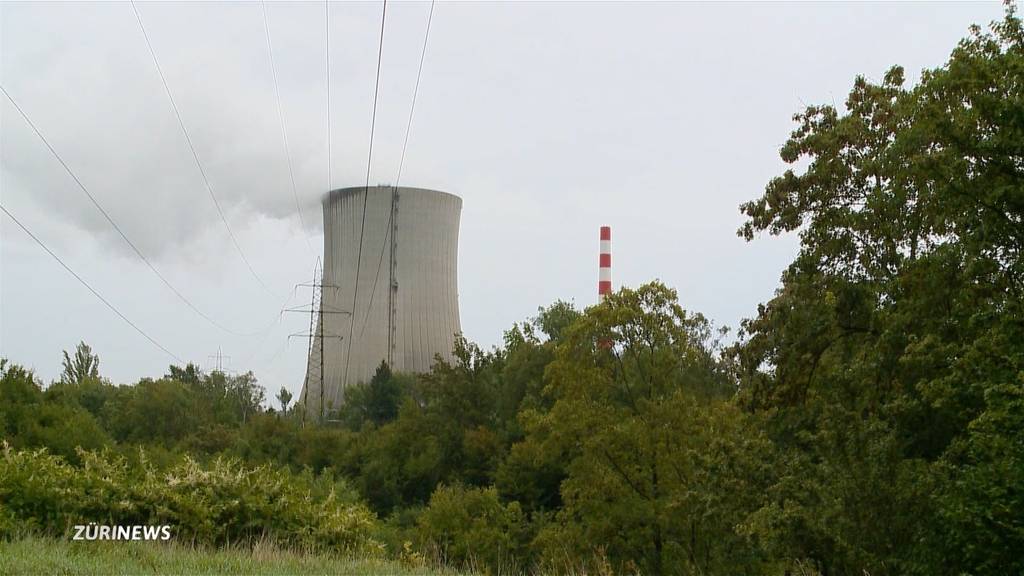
[0,537,453,576]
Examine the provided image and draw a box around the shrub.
[0,444,381,553]
[416,484,528,573]
[0,444,82,535]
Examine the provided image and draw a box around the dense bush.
[0,445,81,535]
[0,444,380,553]
[0,360,110,462]
[416,484,530,573]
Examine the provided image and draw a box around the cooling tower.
[300,186,462,419]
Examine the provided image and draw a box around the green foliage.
[494,428,564,515]
[349,400,447,513]
[0,359,44,439]
[231,412,300,465]
[936,376,1024,575]
[0,361,110,462]
[4,12,1023,571]
[733,6,1024,574]
[0,445,380,553]
[45,377,117,419]
[416,484,528,573]
[0,444,81,536]
[89,367,268,448]
[25,403,111,463]
[103,378,197,444]
[338,362,412,431]
[275,386,293,413]
[60,341,100,385]
[363,362,403,426]
[532,300,581,344]
[529,283,768,576]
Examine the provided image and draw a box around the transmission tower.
[287,258,348,425]
[208,346,231,373]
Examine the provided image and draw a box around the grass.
[0,537,459,576]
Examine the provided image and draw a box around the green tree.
[532,283,766,576]
[276,386,293,413]
[104,378,197,444]
[533,300,581,344]
[364,362,403,426]
[496,301,580,439]
[352,399,446,513]
[340,362,407,429]
[1,360,109,461]
[226,371,264,424]
[338,364,415,431]
[937,376,1024,574]
[0,360,43,444]
[60,341,99,385]
[166,363,202,387]
[734,7,1024,574]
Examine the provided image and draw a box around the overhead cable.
[131,0,278,298]
[394,0,435,186]
[0,85,263,338]
[360,0,435,338]
[261,0,314,254]
[1,203,184,363]
[344,0,387,386]
[326,0,332,198]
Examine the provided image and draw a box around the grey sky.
[0,1,1006,395]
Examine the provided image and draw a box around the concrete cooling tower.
[300,186,462,420]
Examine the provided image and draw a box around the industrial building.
[300,186,462,419]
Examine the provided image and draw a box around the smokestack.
[599,226,611,302]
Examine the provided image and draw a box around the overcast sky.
[0,1,1006,394]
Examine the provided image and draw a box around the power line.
[0,84,261,338]
[1,203,183,363]
[343,0,387,388]
[358,199,392,338]
[234,287,304,366]
[130,0,278,298]
[325,0,340,302]
[261,0,313,254]
[395,0,435,185]
[326,0,331,197]
[360,0,435,338]
[362,0,387,197]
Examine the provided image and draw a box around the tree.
[276,386,293,413]
[0,360,43,442]
[1,359,109,460]
[60,341,99,385]
[733,7,1024,574]
[937,376,1024,574]
[532,282,767,575]
[166,363,202,387]
[226,371,264,424]
[364,362,403,426]
[338,363,412,430]
[533,300,581,344]
[103,378,197,444]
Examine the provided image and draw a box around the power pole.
[208,347,231,373]
[288,258,349,426]
[319,299,325,420]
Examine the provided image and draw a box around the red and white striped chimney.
[598,226,612,302]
